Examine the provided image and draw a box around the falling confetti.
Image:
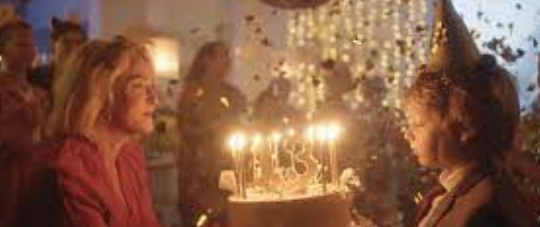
[365,60,375,71]
[245,14,256,23]
[470,29,481,39]
[253,74,261,81]
[261,38,272,47]
[189,28,201,34]
[396,40,407,55]
[196,88,204,97]
[477,11,484,20]
[220,97,230,108]
[527,83,536,92]
[352,35,365,45]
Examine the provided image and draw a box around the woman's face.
[112,57,158,136]
[54,31,85,64]
[2,28,36,71]
[404,102,457,169]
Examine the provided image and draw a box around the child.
[402,0,536,226]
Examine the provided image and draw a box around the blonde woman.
[48,37,161,227]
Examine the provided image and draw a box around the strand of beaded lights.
[284,0,429,111]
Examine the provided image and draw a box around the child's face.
[404,103,455,169]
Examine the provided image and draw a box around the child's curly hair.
[404,55,508,162]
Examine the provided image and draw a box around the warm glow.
[311,122,342,142]
[228,132,247,152]
[147,37,180,78]
[315,124,327,142]
[327,122,342,141]
[305,125,316,142]
[287,128,296,137]
[224,119,343,198]
[270,132,282,143]
[252,134,263,150]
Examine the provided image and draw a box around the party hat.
[425,0,481,74]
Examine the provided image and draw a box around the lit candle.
[304,125,317,185]
[286,128,296,171]
[227,132,247,198]
[251,134,263,183]
[270,132,282,171]
[314,122,341,193]
[327,122,341,188]
[315,124,328,193]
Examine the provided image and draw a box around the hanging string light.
[285,0,429,111]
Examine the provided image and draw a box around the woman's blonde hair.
[48,37,151,137]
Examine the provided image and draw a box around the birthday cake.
[223,123,354,227]
[228,192,351,227]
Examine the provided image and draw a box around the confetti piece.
[196,214,208,227]
[220,97,230,108]
[245,14,255,23]
[414,192,424,204]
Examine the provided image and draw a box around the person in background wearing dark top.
[318,59,406,226]
[43,37,161,227]
[29,16,87,98]
[0,8,48,227]
[318,59,356,116]
[316,60,357,160]
[177,41,246,227]
[403,0,536,226]
[253,76,302,130]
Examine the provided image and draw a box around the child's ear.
[459,129,475,144]
[456,121,476,144]
[443,120,473,144]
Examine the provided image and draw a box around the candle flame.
[270,132,282,143]
[228,132,247,152]
[287,128,296,137]
[310,122,342,142]
[252,134,263,150]
[327,122,341,141]
[305,125,316,142]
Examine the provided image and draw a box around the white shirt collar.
[438,162,476,192]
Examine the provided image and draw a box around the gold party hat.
[425,0,481,74]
